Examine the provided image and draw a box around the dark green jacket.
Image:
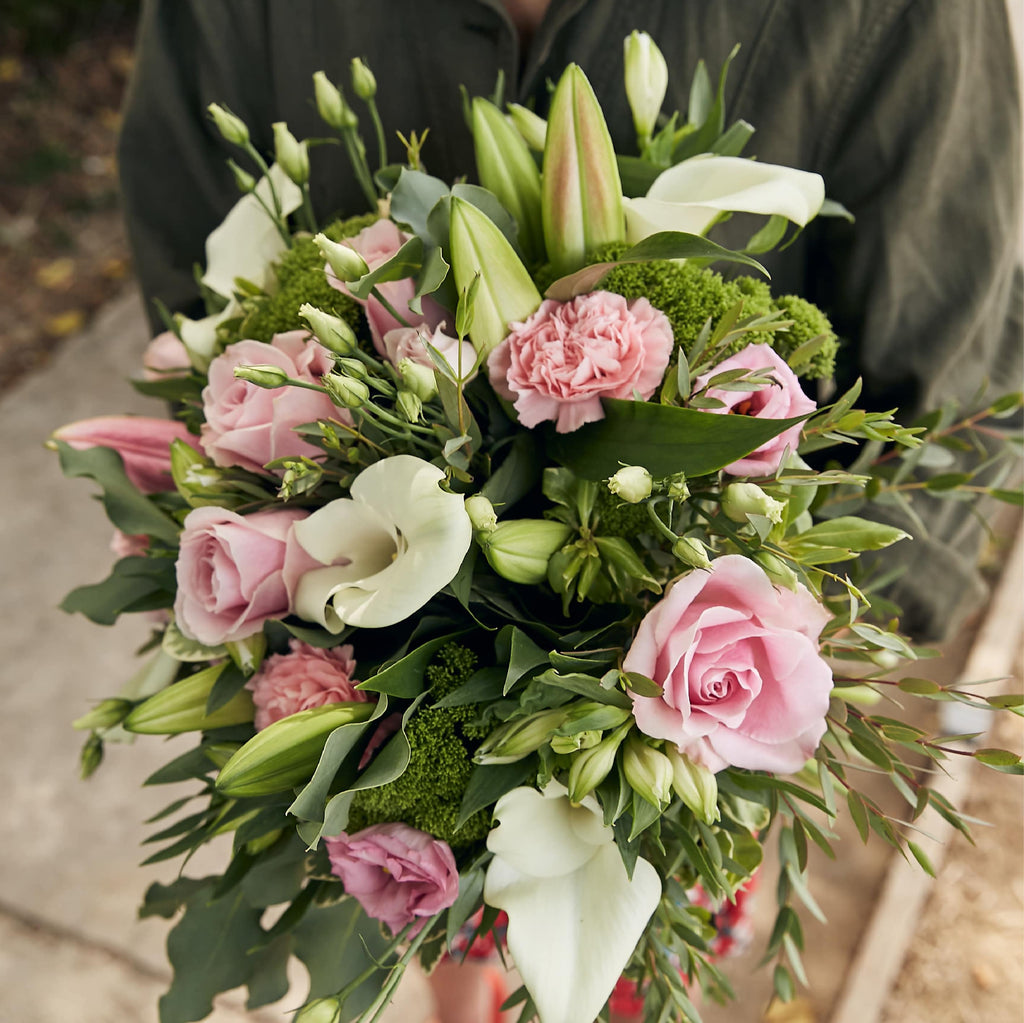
[118,0,1022,639]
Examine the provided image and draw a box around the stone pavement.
[0,291,431,1023]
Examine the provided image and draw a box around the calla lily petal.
[624,155,825,244]
[484,782,661,1023]
[178,299,241,371]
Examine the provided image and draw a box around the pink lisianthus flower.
[325,823,459,935]
[623,555,833,774]
[693,343,815,475]
[174,505,318,647]
[142,331,192,381]
[246,639,368,731]
[200,331,345,474]
[382,324,477,381]
[326,220,445,354]
[486,291,673,433]
[52,415,194,493]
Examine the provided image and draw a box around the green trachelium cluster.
[237,213,379,342]
[591,485,653,539]
[347,644,491,850]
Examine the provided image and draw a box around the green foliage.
[348,644,492,848]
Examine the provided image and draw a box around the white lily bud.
[465,494,498,533]
[722,482,786,525]
[313,71,355,130]
[208,103,249,146]
[622,734,673,807]
[550,729,602,755]
[398,357,438,401]
[315,232,369,282]
[299,303,357,356]
[623,31,669,141]
[672,535,712,570]
[607,465,653,503]
[233,364,290,388]
[475,708,569,765]
[350,57,377,100]
[272,121,310,186]
[567,723,629,803]
[665,746,720,824]
[72,698,132,732]
[507,103,548,152]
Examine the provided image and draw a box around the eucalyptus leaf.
[61,555,176,626]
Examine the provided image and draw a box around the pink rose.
[486,291,673,433]
[142,331,192,381]
[246,639,368,731]
[693,343,815,476]
[200,331,344,474]
[382,324,477,380]
[327,220,444,354]
[623,555,833,774]
[325,823,459,935]
[52,415,194,493]
[174,505,315,646]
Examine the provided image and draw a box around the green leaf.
[789,516,909,552]
[924,472,972,492]
[974,747,1022,768]
[989,487,1024,506]
[457,757,536,829]
[504,627,549,694]
[674,44,738,161]
[446,867,486,950]
[54,441,181,544]
[346,236,424,300]
[847,791,869,843]
[389,168,450,241]
[357,631,470,697]
[533,668,632,708]
[549,399,810,480]
[907,840,936,878]
[60,555,176,625]
[139,876,215,920]
[898,677,943,695]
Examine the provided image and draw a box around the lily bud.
[208,103,249,146]
[550,729,602,755]
[478,519,572,584]
[465,494,498,533]
[607,465,653,504]
[323,372,370,409]
[123,664,254,735]
[227,159,256,194]
[395,390,423,423]
[474,708,569,764]
[398,358,438,401]
[722,482,786,525]
[672,536,712,570]
[665,746,720,824]
[753,549,799,591]
[272,121,310,186]
[233,364,290,388]
[567,723,629,803]
[448,196,542,358]
[315,232,369,282]
[299,303,358,356]
[170,439,240,508]
[559,701,632,733]
[72,698,132,732]
[313,71,355,130]
[507,103,548,151]
[542,64,624,274]
[622,734,673,808]
[295,997,344,1023]
[350,57,377,100]
[216,701,375,797]
[623,30,668,141]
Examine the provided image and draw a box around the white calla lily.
[484,781,661,1023]
[201,163,303,300]
[624,154,825,244]
[177,299,241,371]
[290,455,472,631]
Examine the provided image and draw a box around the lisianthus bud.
[313,71,355,130]
[272,122,310,186]
[72,698,132,732]
[208,103,249,145]
[299,304,357,356]
[722,482,786,525]
[334,357,367,380]
[232,364,290,388]
[567,723,629,802]
[622,734,673,807]
[550,729,602,755]
[80,733,103,779]
[315,232,369,282]
[507,103,548,151]
[666,473,690,501]
[123,664,255,735]
[672,535,712,570]
[665,746,720,824]
[323,372,370,409]
[398,357,438,401]
[474,708,569,764]
[623,30,669,140]
[350,57,377,100]
[753,549,799,591]
[478,519,572,584]
[608,465,653,503]
[465,494,498,533]
[396,390,423,423]
[227,158,256,194]
[295,998,343,1023]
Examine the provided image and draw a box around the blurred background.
[0,2,1021,1022]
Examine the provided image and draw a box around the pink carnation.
[693,343,815,475]
[624,555,833,773]
[487,291,673,433]
[200,331,344,474]
[246,639,367,731]
[325,823,459,935]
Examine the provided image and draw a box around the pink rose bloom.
[382,324,477,381]
[325,823,459,935]
[200,331,345,473]
[693,343,815,476]
[487,291,673,433]
[327,220,444,354]
[142,331,192,381]
[246,639,368,731]
[624,555,833,774]
[52,415,194,493]
[174,505,317,646]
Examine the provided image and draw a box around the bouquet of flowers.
[50,32,1022,1023]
